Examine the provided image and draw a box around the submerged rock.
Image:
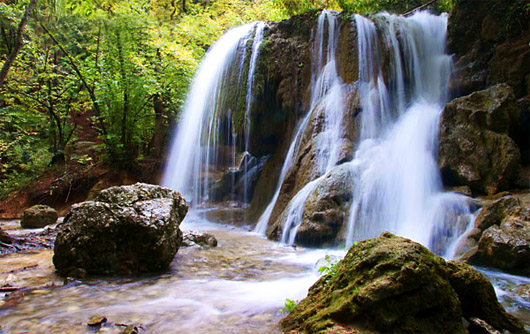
[20,205,58,229]
[281,233,524,334]
[53,183,188,276]
[438,84,521,195]
[182,230,218,248]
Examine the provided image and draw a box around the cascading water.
[254,10,346,237]
[162,23,265,206]
[345,12,474,255]
[243,22,265,204]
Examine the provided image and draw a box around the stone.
[446,261,524,333]
[266,102,358,241]
[438,84,521,195]
[210,154,268,203]
[474,196,520,231]
[20,205,58,229]
[447,186,473,197]
[462,194,530,274]
[182,230,218,248]
[87,315,107,328]
[448,0,529,98]
[295,163,354,246]
[204,207,246,226]
[477,218,529,273]
[468,318,501,334]
[281,233,524,334]
[53,183,188,276]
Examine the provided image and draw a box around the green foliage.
[0,0,285,192]
[318,254,345,285]
[277,0,454,15]
[279,298,298,314]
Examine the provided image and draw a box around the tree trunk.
[0,0,38,86]
[152,94,167,158]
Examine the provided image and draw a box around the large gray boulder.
[53,183,188,276]
[20,205,58,229]
[438,84,521,195]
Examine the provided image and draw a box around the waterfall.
[255,10,345,236]
[162,23,264,205]
[345,11,473,254]
[163,10,474,256]
[243,22,265,204]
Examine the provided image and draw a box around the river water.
[0,212,343,333]
[1,212,529,332]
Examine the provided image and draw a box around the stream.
[0,211,345,333]
[1,211,530,333]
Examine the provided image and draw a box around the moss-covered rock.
[446,261,524,333]
[438,84,521,195]
[53,183,188,276]
[281,233,524,334]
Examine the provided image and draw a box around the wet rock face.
[455,195,530,275]
[266,97,360,241]
[53,183,188,276]
[281,233,524,334]
[438,84,521,195]
[247,12,361,226]
[448,0,529,99]
[296,164,354,247]
[21,205,58,229]
[478,219,529,273]
[210,153,268,203]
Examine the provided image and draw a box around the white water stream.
[162,23,265,206]
[344,12,474,254]
[256,10,346,236]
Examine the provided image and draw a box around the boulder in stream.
[53,183,188,276]
[281,232,524,334]
[20,205,58,229]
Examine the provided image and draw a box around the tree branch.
[403,0,440,16]
[0,0,39,86]
[38,20,108,138]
